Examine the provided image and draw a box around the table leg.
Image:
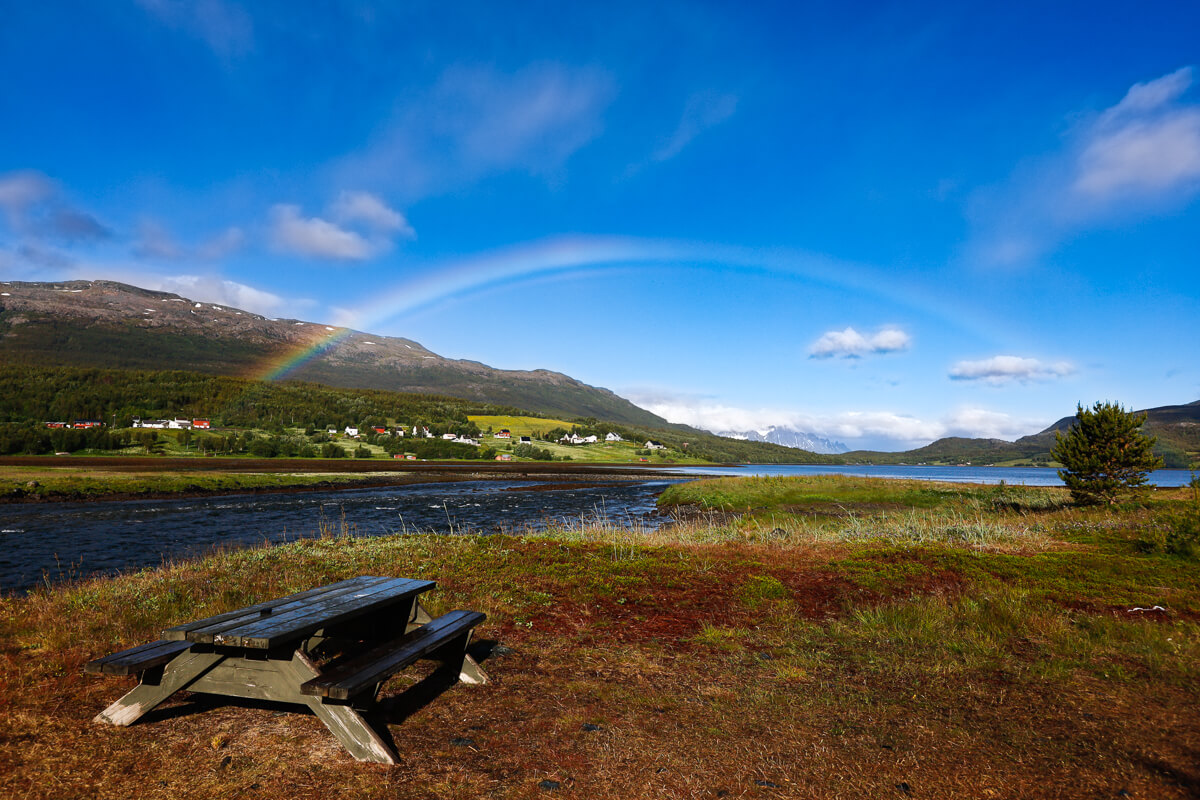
[95,649,224,726]
[409,600,489,685]
[285,651,399,764]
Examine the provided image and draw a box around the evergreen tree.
[1052,402,1163,505]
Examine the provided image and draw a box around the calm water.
[658,463,1196,486]
[3,464,1193,592]
[0,479,676,592]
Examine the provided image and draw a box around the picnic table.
[85,575,487,763]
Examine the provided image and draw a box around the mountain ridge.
[0,279,669,427]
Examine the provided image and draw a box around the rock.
[450,737,475,747]
[581,723,601,732]
[895,782,912,794]
[538,780,561,791]
[754,780,780,788]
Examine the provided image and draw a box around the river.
[2,464,1193,592]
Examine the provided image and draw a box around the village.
[41,415,676,463]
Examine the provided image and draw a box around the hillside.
[845,401,1200,468]
[0,280,667,427]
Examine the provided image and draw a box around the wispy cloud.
[652,91,738,162]
[808,326,911,359]
[135,0,253,59]
[948,355,1074,385]
[339,63,614,197]
[151,273,288,316]
[133,219,245,262]
[0,169,110,243]
[969,66,1200,267]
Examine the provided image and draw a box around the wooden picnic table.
[85,575,487,763]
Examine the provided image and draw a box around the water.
[657,463,1196,487]
[3,463,1194,592]
[0,479,676,592]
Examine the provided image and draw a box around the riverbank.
[0,457,691,504]
[3,476,1198,798]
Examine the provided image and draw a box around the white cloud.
[269,204,372,261]
[969,66,1200,267]
[0,170,109,241]
[152,274,287,316]
[1075,107,1200,198]
[625,389,1044,451]
[809,326,911,359]
[948,355,1074,385]
[135,0,253,59]
[331,191,414,238]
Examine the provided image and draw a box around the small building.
[167,419,191,430]
[372,426,387,435]
[495,429,511,439]
[442,433,458,440]
[453,436,479,446]
[582,435,598,444]
[344,426,359,437]
[327,428,338,435]
[74,420,104,429]
[518,436,532,445]
[495,453,513,461]
[405,454,417,460]
[45,421,68,428]
[645,440,667,450]
[559,433,586,445]
[192,419,211,429]
[605,432,623,442]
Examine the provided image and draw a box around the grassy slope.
[2,476,1198,798]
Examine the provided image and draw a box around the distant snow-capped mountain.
[716,426,849,454]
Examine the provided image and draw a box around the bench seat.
[301,610,485,701]
[85,639,193,676]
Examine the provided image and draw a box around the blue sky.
[1,1,1198,450]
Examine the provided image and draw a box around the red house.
[192,419,211,429]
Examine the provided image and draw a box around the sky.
[1,1,1198,450]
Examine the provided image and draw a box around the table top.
[162,575,435,650]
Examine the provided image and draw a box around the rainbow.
[252,233,1002,382]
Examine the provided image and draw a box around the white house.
[559,433,586,445]
[582,435,598,444]
[453,436,480,446]
[442,433,458,440]
[645,440,667,450]
[345,426,360,437]
[518,436,533,445]
[168,419,192,429]
[605,432,623,442]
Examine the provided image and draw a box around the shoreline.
[0,456,698,505]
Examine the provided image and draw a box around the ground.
[1,476,1197,799]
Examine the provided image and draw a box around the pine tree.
[1052,402,1163,506]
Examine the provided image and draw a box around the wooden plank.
[301,610,485,701]
[93,649,224,726]
[284,651,399,764]
[85,639,192,676]
[222,578,435,649]
[164,575,387,642]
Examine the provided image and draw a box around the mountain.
[843,401,1200,468]
[0,280,668,426]
[716,426,849,454]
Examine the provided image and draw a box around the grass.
[0,465,366,501]
[2,475,1199,798]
